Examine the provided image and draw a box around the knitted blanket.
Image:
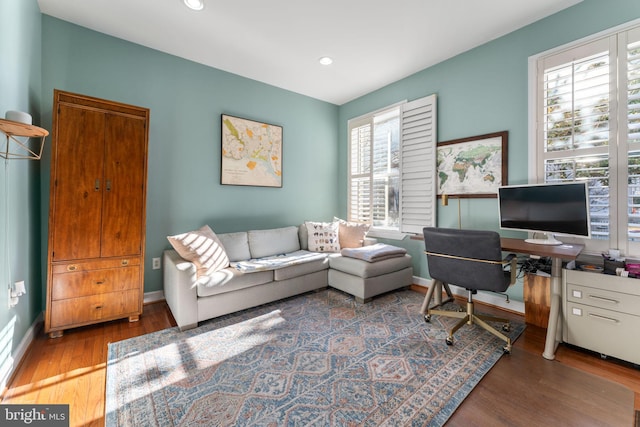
[341,243,407,262]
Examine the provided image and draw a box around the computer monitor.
[498,182,591,245]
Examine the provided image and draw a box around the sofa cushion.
[334,217,370,248]
[329,254,413,278]
[218,231,251,262]
[197,268,273,297]
[248,226,300,258]
[305,221,340,253]
[167,225,229,277]
[274,256,329,280]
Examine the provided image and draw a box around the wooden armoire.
[45,90,149,338]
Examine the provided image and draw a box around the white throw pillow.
[305,221,341,253]
[167,225,230,277]
[334,217,370,248]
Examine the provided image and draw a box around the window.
[348,95,437,236]
[532,22,640,256]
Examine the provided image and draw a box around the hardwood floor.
[2,294,639,426]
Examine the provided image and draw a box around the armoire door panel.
[51,104,105,261]
[101,114,147,257]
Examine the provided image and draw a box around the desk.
[500,238,583,360]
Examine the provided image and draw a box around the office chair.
[421,227,517,353]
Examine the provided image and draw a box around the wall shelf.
[0,118,49,160]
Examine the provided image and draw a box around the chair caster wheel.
[502,324,511,332]
[424,314,431,323]
[446,336,454,346]
[503,345,511,354]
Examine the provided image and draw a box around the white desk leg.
[543,257,563,360]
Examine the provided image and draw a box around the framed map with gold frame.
[221,114,283,187]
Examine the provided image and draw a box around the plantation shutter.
[399,94,437,234]
[538,37,612,251]
[348,118,373,223]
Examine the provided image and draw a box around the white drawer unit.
[562,269,640,365]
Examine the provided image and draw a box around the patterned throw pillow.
[334,217,371,248]
[305,221,341,253]
[167,225,230,277]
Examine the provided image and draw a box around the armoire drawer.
[49,289,140,329]
[564,300,640,365]
[565,282,640,315]
[51,266,140,300]
[51,257,140,274]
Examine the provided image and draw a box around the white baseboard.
[413,276,525,314]
[144,290,165,304]
[0,312,43,394]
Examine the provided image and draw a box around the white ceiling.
[37,0,582,105]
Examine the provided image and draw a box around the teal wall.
[338,0,640,299]
[0,0,43,381]
[40,17,340,296]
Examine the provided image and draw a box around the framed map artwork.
[436,131,508,198]
[220,114,283,187]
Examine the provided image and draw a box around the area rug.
[105,289,524,426]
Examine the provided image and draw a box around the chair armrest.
[163,250,199,331]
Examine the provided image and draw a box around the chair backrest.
[423,227,510,292]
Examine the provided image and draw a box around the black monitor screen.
[498,182,591,239]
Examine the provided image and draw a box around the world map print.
[221,115,282,187]
[437,135,504,196]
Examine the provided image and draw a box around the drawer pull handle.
[588,313,619,323]
[121,260,129,266]
[587,295,619,305]
[67,265,77,271]
[95,305,103,310]
[96,281,105,285]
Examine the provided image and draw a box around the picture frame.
[436,130,508,198]
[220,114,283,187]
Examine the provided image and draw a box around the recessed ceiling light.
[183,0,204,11]
[319,56,333,66]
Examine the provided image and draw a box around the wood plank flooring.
[1,293,639,426]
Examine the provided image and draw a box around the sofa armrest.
[163,249,199,331]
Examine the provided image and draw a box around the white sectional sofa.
[163,224,413,331]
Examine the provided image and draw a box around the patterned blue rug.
[105,289,524,426]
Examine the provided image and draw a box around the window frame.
[347,95,437,239]
[528,18,640,257]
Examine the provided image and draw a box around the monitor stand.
[525,232,563,245]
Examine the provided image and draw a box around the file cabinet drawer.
[564,301,640,364]
[565,282,640,315]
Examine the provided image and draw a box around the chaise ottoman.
[328,244,413,303]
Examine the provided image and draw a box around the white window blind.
[399,95,437,233]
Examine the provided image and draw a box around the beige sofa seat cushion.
[197,268,273,298]
[329,254,413,279]
[274,256,329,281]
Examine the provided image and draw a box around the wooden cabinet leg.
[128,315,140,323]
[49,330,64,339]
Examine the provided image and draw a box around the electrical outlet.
[152,257,161,270]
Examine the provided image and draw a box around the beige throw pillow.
[334,217,370,248]
[167,225,230,277]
